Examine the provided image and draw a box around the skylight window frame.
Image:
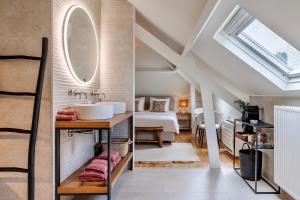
[236,32,292,76]
[223,8,300,81]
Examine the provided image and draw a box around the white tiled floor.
[74,168,292,200]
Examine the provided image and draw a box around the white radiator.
[274,106,300,200]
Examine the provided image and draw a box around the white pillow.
[149,97,170,112]
[135,97,145,112]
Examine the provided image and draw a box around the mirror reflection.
[64,6,98,83]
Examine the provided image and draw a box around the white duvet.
[135,111,180,134]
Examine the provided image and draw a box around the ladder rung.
[0,128,31,134]
[0,55,41,60]
[0,167,28,173]
[0,91,36,97]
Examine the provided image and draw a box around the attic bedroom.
[1,0,300,200]
[132,0,300,199]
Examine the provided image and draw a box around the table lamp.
[179,99,189,113]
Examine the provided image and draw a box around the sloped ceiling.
[136,38,172,70]
[129,0,207,52]
[192,0,300,96]
[130,0,300,96]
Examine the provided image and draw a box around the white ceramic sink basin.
[97,102,126,114]
[72,104,114,120]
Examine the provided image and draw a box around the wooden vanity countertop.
[55,111,132,129]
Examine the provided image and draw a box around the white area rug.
[135,143,200,162]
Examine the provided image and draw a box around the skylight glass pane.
[238,19,300,72]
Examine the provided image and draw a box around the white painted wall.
[136,38,170,69]
[195,90,202,108]
[135,35,192,109]
[135,71,189,97]
[213,95,241,121]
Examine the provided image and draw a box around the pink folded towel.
[98,151,120,162]
[79,171,107,182]
[55,114,77,121]
[112,155,121,168]
[80,155,122,183]
[91,159,108,165]
[57,110,79,117]
[56,109,79,121]
[85,160,108,174]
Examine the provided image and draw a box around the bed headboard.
[136,96,175,111]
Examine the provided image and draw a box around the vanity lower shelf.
[58,152,133,195]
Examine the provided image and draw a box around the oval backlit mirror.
[63,5,98,83]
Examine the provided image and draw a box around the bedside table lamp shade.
[179,99,188,113]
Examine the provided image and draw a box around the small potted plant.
[234,99,250,121]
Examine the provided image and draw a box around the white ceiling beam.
[191,53,249,101]
[182,0,222,56]
[135,23,249,108]
[200,81,221,168]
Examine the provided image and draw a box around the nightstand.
[177,112,191,131]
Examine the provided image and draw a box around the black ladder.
[0,38,48,200]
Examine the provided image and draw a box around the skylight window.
[222,8,300,79]
[238,20,300,75]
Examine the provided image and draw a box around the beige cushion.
[135,100,139,112]
[149,97,170,112]
[135,97,145,112]
[151,100,166,112]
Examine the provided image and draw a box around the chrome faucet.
[81,91,88,99]
[91,90,105,102]
[68,89,88,99]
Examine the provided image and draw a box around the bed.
[135,96,180,143]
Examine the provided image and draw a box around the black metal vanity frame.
[0,38,48,200]
[233,119,280,194]
[55,114,134,200]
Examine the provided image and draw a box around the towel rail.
[0,38,48,200]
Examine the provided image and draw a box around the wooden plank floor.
[135,131,239,168]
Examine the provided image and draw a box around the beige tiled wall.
[52,1,102,199]
[0,0,52,199]
[100,0,135,138]
[249,96,300,123]
[100,0,135,111]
